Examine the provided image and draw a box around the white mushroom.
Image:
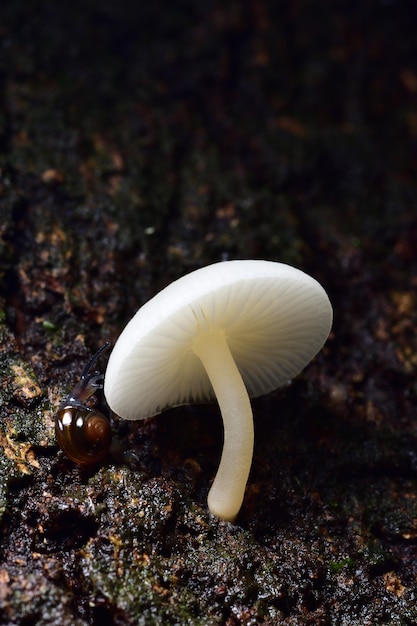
[104,260,333,522]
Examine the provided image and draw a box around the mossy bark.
[1,1,417,624]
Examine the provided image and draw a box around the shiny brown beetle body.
[55,343,112,465]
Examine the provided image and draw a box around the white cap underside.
[104,260,332,419]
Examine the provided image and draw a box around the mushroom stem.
[192,329,254,522]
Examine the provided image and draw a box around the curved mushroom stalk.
[192,329,254,522]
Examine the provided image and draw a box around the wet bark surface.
[1,1,417,624]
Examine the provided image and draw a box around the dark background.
[1,1,417,624]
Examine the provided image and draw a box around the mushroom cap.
[104,260,333,420]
